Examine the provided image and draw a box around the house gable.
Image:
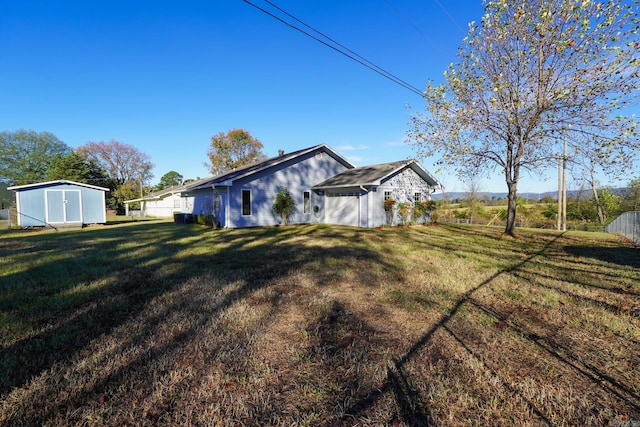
[185,145,355,228]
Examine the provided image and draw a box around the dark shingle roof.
[186,144,353,191]
[313,160,442,189]
[313,161,410,188]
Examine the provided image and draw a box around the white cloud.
[337,144,368,151]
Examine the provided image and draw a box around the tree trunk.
[586,168,605,226]
[505,181,518,236]
[591,185,605,225]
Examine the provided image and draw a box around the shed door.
[46,190,82,224]
[65,191,81,222]
[326,193,359,226]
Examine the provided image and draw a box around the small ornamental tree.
[384,198,396,225]
[397,202,412,225]
[272,188,296,225]
[414,200,434,223]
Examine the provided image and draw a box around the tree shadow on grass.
[564,245,640,269]
[0,223,402,425]
[339,230,640,425]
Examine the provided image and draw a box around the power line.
[383,0,446,55]
[432,0,466,34]
[242,0,425,97]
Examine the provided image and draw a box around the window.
[414,192,422,203]
[173,199,181,209]
[303,191,311,214]
[242,190,251,216]
[384,191,393,201]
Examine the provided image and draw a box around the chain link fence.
[0,208,17,229]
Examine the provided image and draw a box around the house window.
[242,190,251,216]
[414,192,422,203]
[303,191,311,214]
[174,199,181,209]
[384,191,393,201]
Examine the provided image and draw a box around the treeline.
[0,130,154,213]
[437,179,640,228]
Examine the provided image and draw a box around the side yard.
[0,222,638,425]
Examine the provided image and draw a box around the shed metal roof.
[8,179,109,192]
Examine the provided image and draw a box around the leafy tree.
[622,177,640,211]
[408,0,640,236]
[47,151,112,187]
[568,133,635,225]
[206,129,267,175]
[109,181,140,212]
[156,171,183,190]
[567,195,596,222]
[0,129,70,185]
[597,187,622,222]
[463,175,484,224]
[77,140,154,186]
[0,182,11,209]
[272,187,296,225]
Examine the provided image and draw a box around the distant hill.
[431,188,627,201]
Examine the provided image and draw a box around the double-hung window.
[242,190,251,216]
[303,191,311,214]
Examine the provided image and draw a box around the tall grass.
[0,221,638,426]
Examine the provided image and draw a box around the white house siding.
[142,193,184,217]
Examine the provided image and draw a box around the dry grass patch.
[0,222,638,425]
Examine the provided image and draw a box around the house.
[184,145,354,228]
[124,185,189,218]
[7,180,109,228]
[181,144,442,228]
[123,177,214,217]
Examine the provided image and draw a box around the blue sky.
[1,0,570,194]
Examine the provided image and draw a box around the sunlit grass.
[0,222,638,425]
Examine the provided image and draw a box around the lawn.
[0,221,638,426]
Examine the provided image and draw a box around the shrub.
[272,188,296,225]
[397,202,412,225]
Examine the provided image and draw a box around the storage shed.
[8,180,109,228]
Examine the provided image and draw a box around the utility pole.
[562,138,567,232]
[557,139,568,231]
[557,154,562,231]
[557,138,568,231]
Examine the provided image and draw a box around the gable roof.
[8,179,109,192]
[187,144,354,191]
[313,159,442,189]
[124,176,213,203]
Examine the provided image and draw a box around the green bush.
[272,188,296,225]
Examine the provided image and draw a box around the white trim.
[45,189,83,224]
[15,192,22,226]
[9,179,108,192]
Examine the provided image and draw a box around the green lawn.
[0,221,638,426]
